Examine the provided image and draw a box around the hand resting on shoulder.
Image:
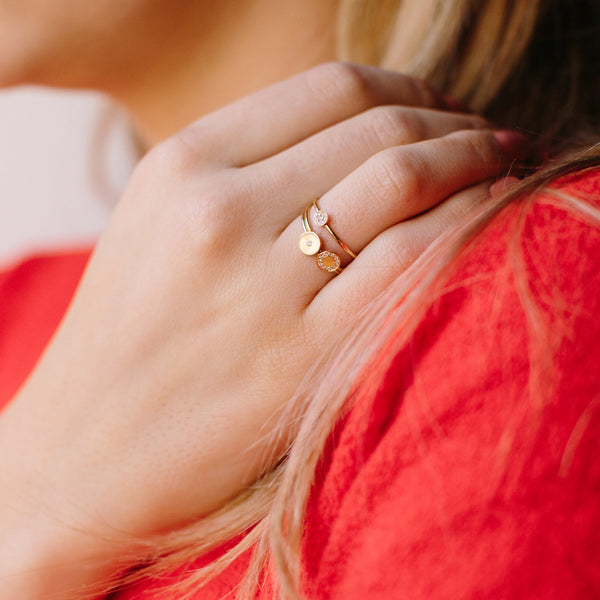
[0,63,526,599]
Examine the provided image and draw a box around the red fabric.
[1,171,600,599]
[0,250,90,402]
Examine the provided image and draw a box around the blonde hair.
[92,1,600,598]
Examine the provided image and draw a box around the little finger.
[308,179,495,329]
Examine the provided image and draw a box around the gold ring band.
[312,199,357,259]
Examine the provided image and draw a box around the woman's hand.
[0,63,524,597]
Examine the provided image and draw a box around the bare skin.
[0,0,339,144]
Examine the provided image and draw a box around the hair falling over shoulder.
[96,2,600,599]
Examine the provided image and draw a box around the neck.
[111,1,338,146]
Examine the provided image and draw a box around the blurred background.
[0,87,138,269]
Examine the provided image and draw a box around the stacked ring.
[299,205,342,273]
[298,200,356,274]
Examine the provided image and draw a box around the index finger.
[182,62,444,167]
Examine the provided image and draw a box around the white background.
[0,87,138,269]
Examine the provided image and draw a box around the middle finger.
[252,106,489,224]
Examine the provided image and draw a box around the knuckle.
[368,106,426,145]
[140,135,198,179]
[306,61,376,108]
[381,239,418,272]
[189,187,235,254]
[367,148,423,201]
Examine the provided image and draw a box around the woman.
[0,0,599,598]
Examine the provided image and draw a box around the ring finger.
[277,129,523,292]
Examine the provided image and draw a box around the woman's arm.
[0,63,526,598]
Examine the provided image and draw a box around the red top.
[1,170,599,599]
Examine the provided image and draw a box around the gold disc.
[299,231,321,256]
[317,251,341,272]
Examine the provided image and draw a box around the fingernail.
[489,176,521,197]
[493,130,530,159]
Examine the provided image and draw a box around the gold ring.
[298,204,342,274]
[312,199,357,259]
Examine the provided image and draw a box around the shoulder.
[302,167,600,599]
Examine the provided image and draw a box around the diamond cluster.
[317,251,341,272]
[314,208,329,227]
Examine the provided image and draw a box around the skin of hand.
[0,63,525,598]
